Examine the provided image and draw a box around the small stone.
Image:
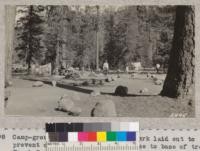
[114,85,128,96]
[105,77,112,82]
[147,73,151,78]
[154,80,163,85]
[139,88,149,93]
[153,77,158,81]
[151,74,155,78]
[91,90,101,97]
[32,81,44,87]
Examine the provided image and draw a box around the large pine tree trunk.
[161,6,195,101]
[5,6,16,85]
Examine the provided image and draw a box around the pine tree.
[15,5,45,73]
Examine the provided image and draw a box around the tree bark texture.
[161,6,195,101]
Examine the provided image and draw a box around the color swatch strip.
[46,122,139,142]
[47,131,136,142]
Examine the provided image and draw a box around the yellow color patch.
[97,132,106,142]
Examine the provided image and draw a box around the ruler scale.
[46,122,139,151]
[46,142,139,151]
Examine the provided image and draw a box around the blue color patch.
[127,132,136,141]
[116,132,127,141]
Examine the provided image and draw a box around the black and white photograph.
[4,5,195,117]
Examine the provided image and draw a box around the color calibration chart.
[46,122,139,151]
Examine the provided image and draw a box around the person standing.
[103,60,109,75]
[156,63,160,74]
[125,65,129,74]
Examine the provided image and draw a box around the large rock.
[57,95,74,111]
[114,85,128,96]
[32,81,44,87]
[91,100,117,117]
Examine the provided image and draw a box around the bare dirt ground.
[5,74,194,117]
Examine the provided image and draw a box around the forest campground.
[5,6,195,117]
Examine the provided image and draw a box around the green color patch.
[107,132,116,141]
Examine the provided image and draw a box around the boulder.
[32,81,44,87]
[57,95,74,111]
[114,85,128,96]
[91,100,117,117]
